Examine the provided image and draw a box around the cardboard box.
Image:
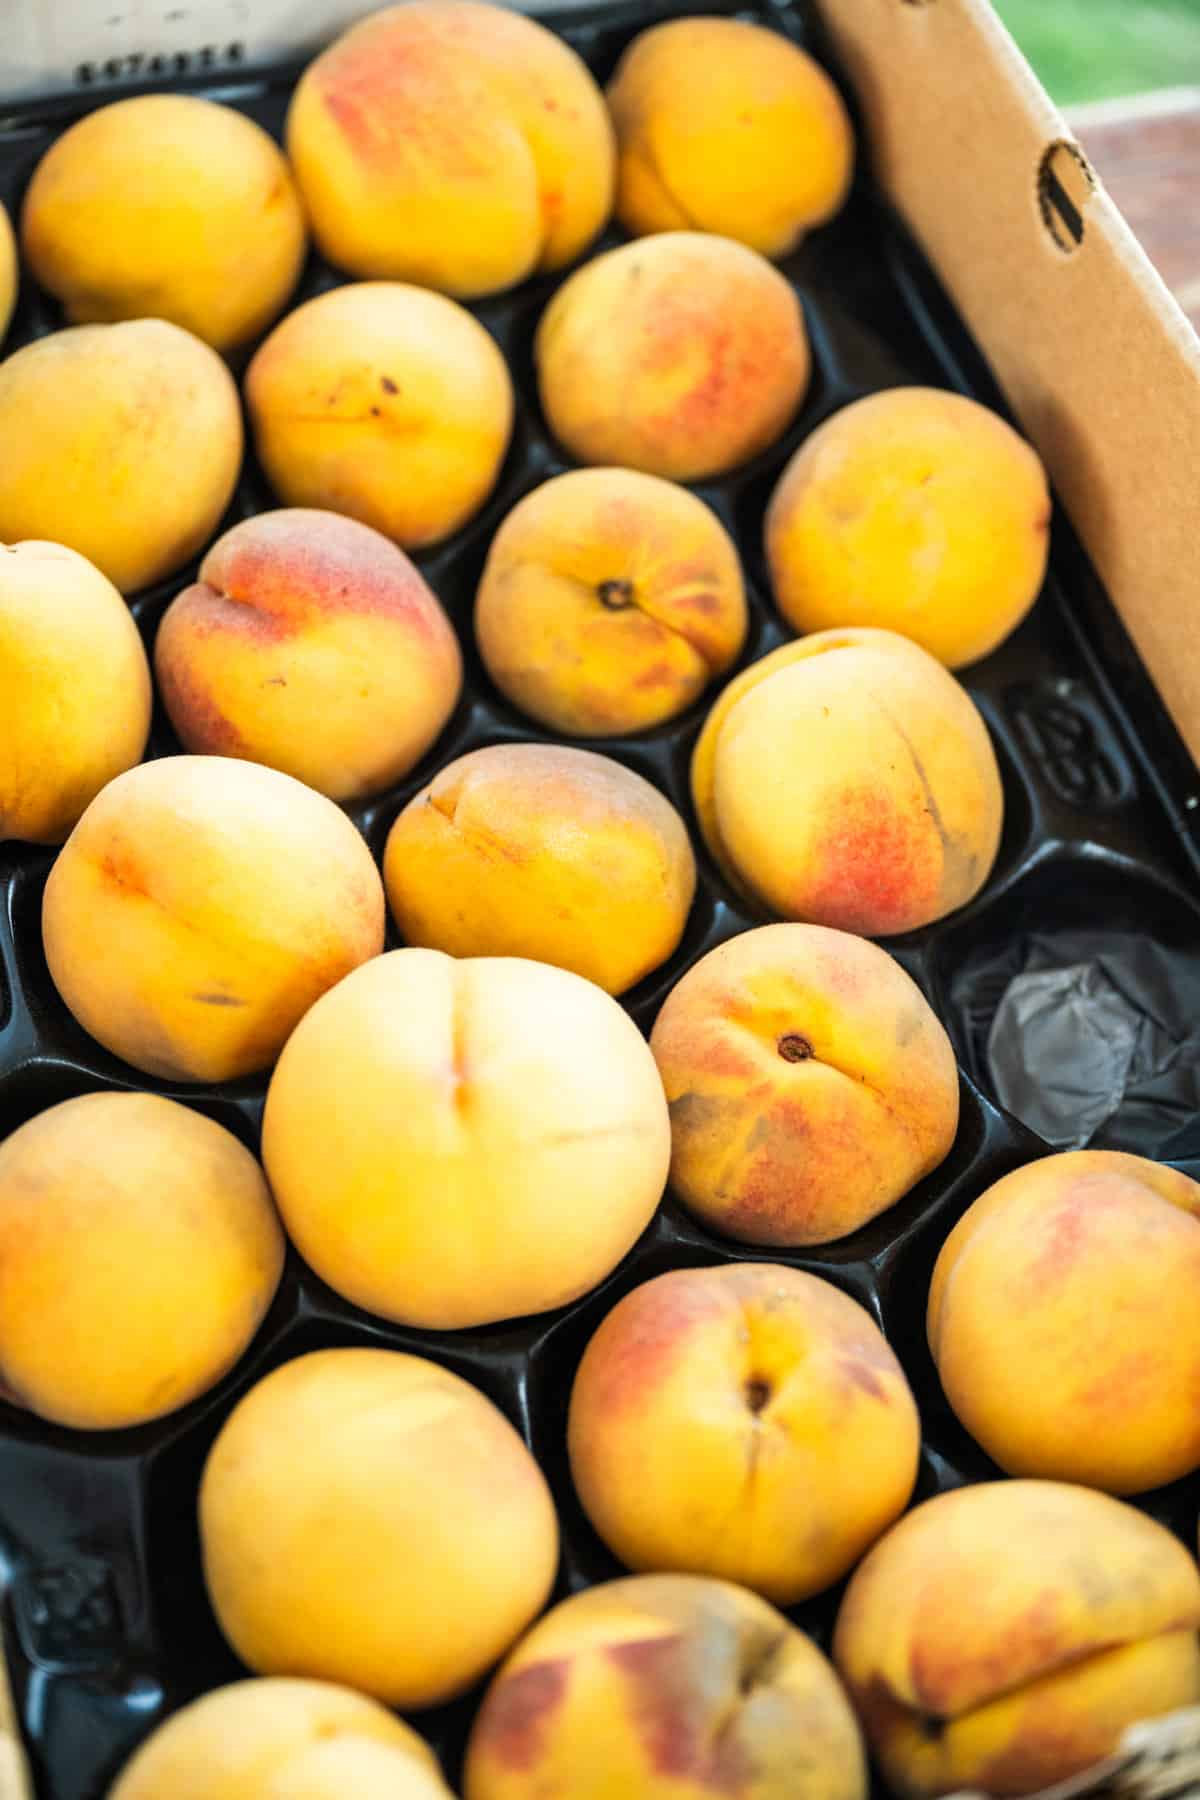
[2,8,1199,1797]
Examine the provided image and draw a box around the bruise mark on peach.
[880,701,980,904]
[472,1657,569,1771]
[677,590,724,620]
[607,1635,749,1792]
[99,849,151,900]
[633,659,675,691]
[839,1358,887,1402]
[192,992,246,1007]
[667,1091,731,1138]
[895,1006,925,1048]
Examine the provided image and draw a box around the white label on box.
[0,0,589,106]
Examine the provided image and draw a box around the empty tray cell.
[935,852,1200,1157]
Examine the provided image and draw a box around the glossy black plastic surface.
[2,3,1200,1794]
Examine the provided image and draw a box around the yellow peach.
[109,1677,454,1800]
[929,1150,1200,1494]
[262,948,670,1327]
[766,388,1052,668]
[383,744,695,995]
[0,1092,282,1430]
[475,468,747,736]
[0,202,16,342]
[607,17,853,257]
[21,94,306,353]
[246,283,513,549]
[0,540,151,843]
[465,1573,866,1800]
[0,319,242,593]
[286,0,613,296]
[569,1263,919,1604]
[536,232,810,482]
[200,1348,559,1707]
[833,1479,1200,1798]
[42,755,384,1083]
[156,509,462,801]
[692,629,1003,934]
[650,923,958,1245]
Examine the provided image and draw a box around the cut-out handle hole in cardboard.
[1038,141,1095,252]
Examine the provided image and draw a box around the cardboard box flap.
[815,0,1200,771]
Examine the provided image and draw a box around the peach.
[929,1150,1200,1494]
[0,201,15,342]
[569,1263,919,1604]
[109,1677,454,1800]
[200,1348,559,1707]
[465,1572,866,1800]
[475,468,747,736]
[536,232,810,482]
[21,94,306,353]
[285,0,614,296]
[692,629,1003,934]
[650,924,958,1246]
[156,509,462,801]
[42,755,384,1083]
[607,18,853,257]
[262,948,670,1327]
[766,389,1052,668]
[383,744,695,995]
[833,1479,1200,1798]
[246,283,513,549]
[0,319,242,593]
[0,541,151,843]
[0,1092,282,1430]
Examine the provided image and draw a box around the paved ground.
[1069,87,1200,334]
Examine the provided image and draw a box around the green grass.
[994,0,1200,106]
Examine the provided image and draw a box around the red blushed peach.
[833,1480,1200,1798]
[568,1262,920,1604]
[929,1150,1200,1494]
[691,629,1003,935]
[156,509,462,802]
[465,1573,867,1800]
[286,0,614,296]
[536,232,811,482]
[475,468,747,737]
[650,923,959,1246]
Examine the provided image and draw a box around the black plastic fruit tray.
[3,3,1200,1795]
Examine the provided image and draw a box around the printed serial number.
[74,42,246,84]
